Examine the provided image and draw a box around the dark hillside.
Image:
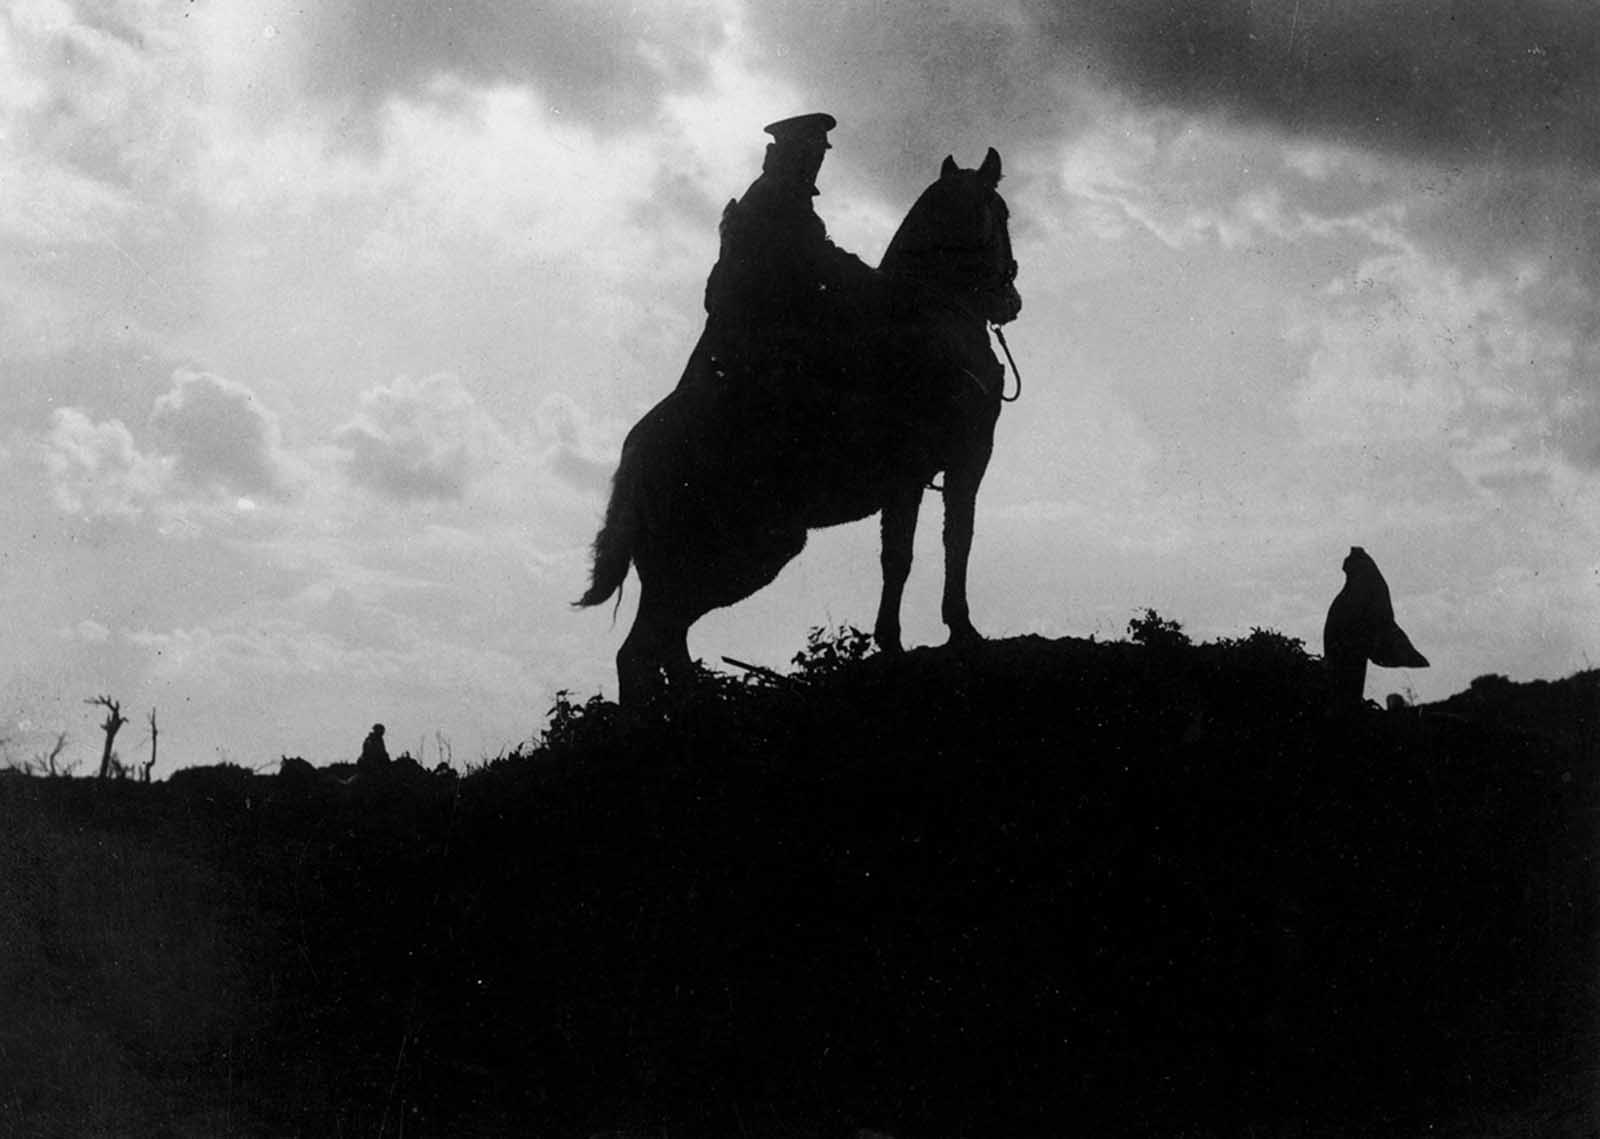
[3,634,1595,1138]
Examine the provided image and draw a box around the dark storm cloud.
[744,1,1085,200]
[1038,0,1600,167]
[304,0,722,129]
[745,0,1600,194]
[1400,167,1600,472]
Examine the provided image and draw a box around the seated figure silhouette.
[358,722,390,772]
[1323,547,1430,708]
[692,113,884,393]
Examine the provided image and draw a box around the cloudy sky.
[5,0,1598,774]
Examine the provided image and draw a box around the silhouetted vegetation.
[1127,606,1192,650]
[2,626,1595,1137]
[2,730,73,777]
[791,622,878,676]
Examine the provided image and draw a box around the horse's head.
[883,147,1021,326]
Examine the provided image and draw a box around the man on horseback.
[693,113,883,390]
[582,145,1021,705]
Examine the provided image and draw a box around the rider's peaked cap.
[764,113,836,147]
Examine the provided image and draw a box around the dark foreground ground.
[2,634,1596,1138]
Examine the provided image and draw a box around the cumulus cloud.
[336,374,511,503]
[44,407,169,518]
[149,370,289,498]
[41,371,298,522]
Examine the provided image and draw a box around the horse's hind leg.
[874,485,923,654]
[620,525,805,704]
[616,619,660,708]
[617,589,694,706]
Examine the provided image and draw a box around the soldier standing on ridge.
[359,722,390,773]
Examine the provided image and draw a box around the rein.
[992,323,1022,403]
[890,280,1024,405]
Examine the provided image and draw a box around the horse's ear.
[940,154,959,180]
[978,147,1002,187]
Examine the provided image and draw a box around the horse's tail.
[576,446,639,609]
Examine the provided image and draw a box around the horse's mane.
[878,180,957,277]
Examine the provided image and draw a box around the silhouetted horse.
[579,149,1021,704]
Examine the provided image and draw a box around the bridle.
[883,179,1023,404]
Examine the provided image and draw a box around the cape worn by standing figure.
[1323,546,1430,706]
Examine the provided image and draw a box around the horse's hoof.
[946,625,983,650]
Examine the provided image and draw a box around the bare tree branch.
[86,696,128,780]
[141,708,158,783]
[44,732,68,777]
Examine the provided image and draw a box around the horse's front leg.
[874,484,923,654]
[941,431,995,647]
